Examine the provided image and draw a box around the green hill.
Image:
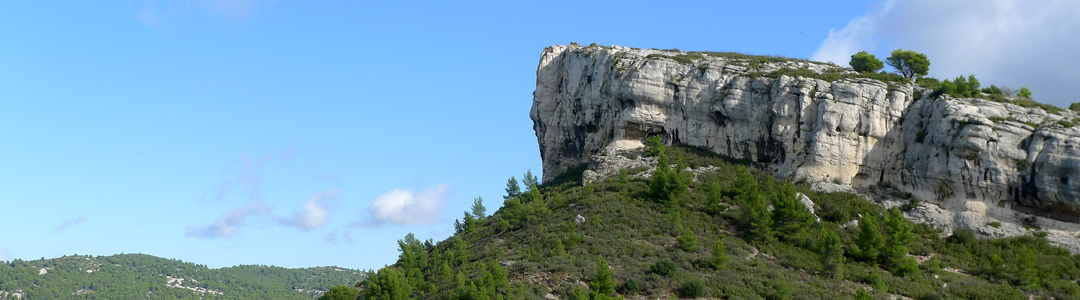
[0,253,366,299]
[355,142,1080,300]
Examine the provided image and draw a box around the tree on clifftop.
[849,51,884,73]
[886,49,930,79]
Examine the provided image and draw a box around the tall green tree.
[855,214,884,262]
[819,229,845,279]
[710,240,729,270]
[771,182,813,239]
[522,170,539,191]
[470,197,487,220]
[504,176,521,200]
[590,256,618,300]
[883,208,914,273]
[849,51,884,73]
[886,49,930,79]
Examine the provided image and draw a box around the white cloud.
[367,184,449,226]
[278,190,339,231]
[812,0,1080,106]
[54,215,86,232]
[185,203,270,239]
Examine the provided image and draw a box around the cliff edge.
[530,44,1080,228]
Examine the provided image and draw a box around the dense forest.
[0,253,366,299]
[347,139,1080,300]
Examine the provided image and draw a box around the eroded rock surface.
[531,45,1080,231]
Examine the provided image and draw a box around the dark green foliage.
[982,84,1003,95]
[934,74,981,98]
[818,230,844,279]
[471,197,487,220]
[1070,102,1080,111]
[710,240,730,270]
[854,214,885,262]
[623,279,640,295]
[850,51,884,73]
[0,254,365,300]
[676,279,706,298]
[505,176,522,200]
[854,288,872,300]
[1018,86,1032,98]
[676,230,699,252]
[1057,120,1075,128]
[649,260,678,277]
[770,182,813,241]
[947,227,977,245]
[319,285,360,300]
[885,49,930,79]
[523,170,539,191]
[591,256,618,300]
[348,146,1080,300]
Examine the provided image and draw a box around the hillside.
[530,44,1080,253]
[356,143,1080,300]
[0,253,366,299]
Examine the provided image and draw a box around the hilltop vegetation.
[0,253,366,299]
[352,141,1080,300]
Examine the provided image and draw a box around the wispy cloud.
[135,0,269,27]
[811,0,1080,106]
[278,190,339,231]
[185,203,270,239]
[54,215,86,232]
[204,149,295,202]
[367,184,449,226]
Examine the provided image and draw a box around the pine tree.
[771,182,813,239]
[855,214,884,262]
[470,197,487,220]
[710,240,729,269]
[819,229,845,279]
[504,177,521,200]
[590,256,617,300]
[522,170,539,191]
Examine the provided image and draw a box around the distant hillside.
[357,143,1080,300]
[0,253,366,299]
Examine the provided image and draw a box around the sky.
[0,0,1077,271]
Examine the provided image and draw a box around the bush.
[649,260,678,276]
[1070,102,1080,112]
[676,279,706,298]
[947,227,977,245]
[676,230,699,252]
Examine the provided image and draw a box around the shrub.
[947,227,977,245]
[676,230,699,252]
[1070,102,1080,111]
[988,221,1001,228]
[676,279,706,298]
[1018,86,1032,99]
[1056,120,1074,128]
[649,260,677,276]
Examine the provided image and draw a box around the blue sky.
[1,0,1076,270]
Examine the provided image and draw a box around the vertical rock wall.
[531,45,1080,222]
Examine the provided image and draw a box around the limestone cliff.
[530,44,1080,224]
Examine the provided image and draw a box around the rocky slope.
[530,45,1080,231]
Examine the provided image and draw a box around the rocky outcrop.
[530,44,1080,225]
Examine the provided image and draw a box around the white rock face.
[531,44,1080,224]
